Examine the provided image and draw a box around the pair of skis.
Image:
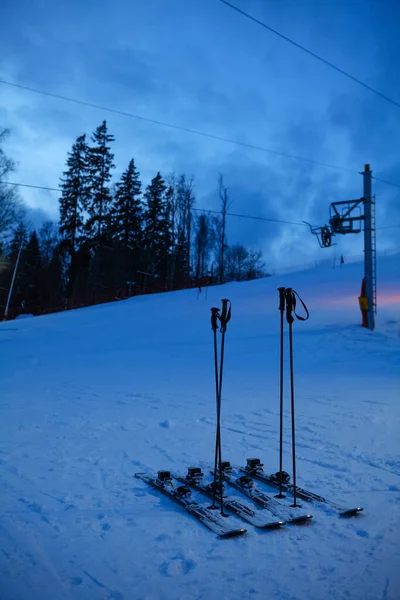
[241,458,363,517]
[135,471,247,538]
[211,462,312,524]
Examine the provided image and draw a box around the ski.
[240,459,363,517]
[214,462,312,525]
[135,471,247,538]
[173,468,285,530]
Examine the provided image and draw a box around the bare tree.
[166,173,195,287]
[225,244,266,281]
[225,244,248,281]
[176,174,195,274]
[38,221,59,266]
[0,129,25,237]
[244,248,266,280]
[194,213,212,278]
[216,174,231,284]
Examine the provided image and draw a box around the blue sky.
[1,0,399,268]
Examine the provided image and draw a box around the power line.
[372,176,400,190]
[3,80,398,187]
[1,179,398,230]
[193,206,306,226]
[0,78,357,174]
[220,1,400,110]
[377,224,400,230]
[0,179,306,227]
[2,86,397,192]
[0,181,60,192]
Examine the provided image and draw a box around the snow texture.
[0,254,399,600]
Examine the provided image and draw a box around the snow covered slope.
[0,255,399,600]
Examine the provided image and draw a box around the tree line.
[0,123,266,318]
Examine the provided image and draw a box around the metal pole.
[362,164,375,330]
[4,238,23,321]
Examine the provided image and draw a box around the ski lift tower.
[362,164,376,330]
[304,164,376,330]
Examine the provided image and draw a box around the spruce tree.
[41,244,65,311]
[143,172,171,282]
[86,121,115,244]
[112,159,143,292]
[20,231,42,313]
[38,221,59,266]
[59,134,88,253]
[113,159,142,248]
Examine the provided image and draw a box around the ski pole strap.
[292,290,309,321]
[219,299,231,333]
[211,307,220,332]
[277,287,286,312]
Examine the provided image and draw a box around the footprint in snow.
[159,556,196,577]
[155,533,170,542]
[356,529,369,538]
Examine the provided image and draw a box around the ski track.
[0,256,399,599]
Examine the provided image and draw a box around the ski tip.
[289,514,313,525]
[219,528,247,539]
[261,520,285,530]
[339,507,364,517]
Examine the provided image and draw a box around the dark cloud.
[24,206,54,231]
[0,0,399,266]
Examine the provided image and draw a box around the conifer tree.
[86,121,115,244]
[20,231,42,313]
[112,159,143,292]
[41,244,65,311]
[38,221,59,266]
[113,159,142,248]
[143,172,171,281]
[59,134,88,253]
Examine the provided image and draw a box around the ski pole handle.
[219,299,231,333]
[211,307,220,332]
[284,288,295,324]
[278,287,286,312]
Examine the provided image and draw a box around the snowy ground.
[0,255,399,600]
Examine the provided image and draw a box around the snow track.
[0,255,399,599]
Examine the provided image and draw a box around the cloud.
[24,206,54,231]
[0,0,399,264]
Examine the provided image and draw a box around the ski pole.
[285,288,298,507]
[211,306,221,510]
[216,299,231,516]
[277,287,286,498]
[210,300,231,516]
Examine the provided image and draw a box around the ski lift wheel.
[321,226,332,248]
